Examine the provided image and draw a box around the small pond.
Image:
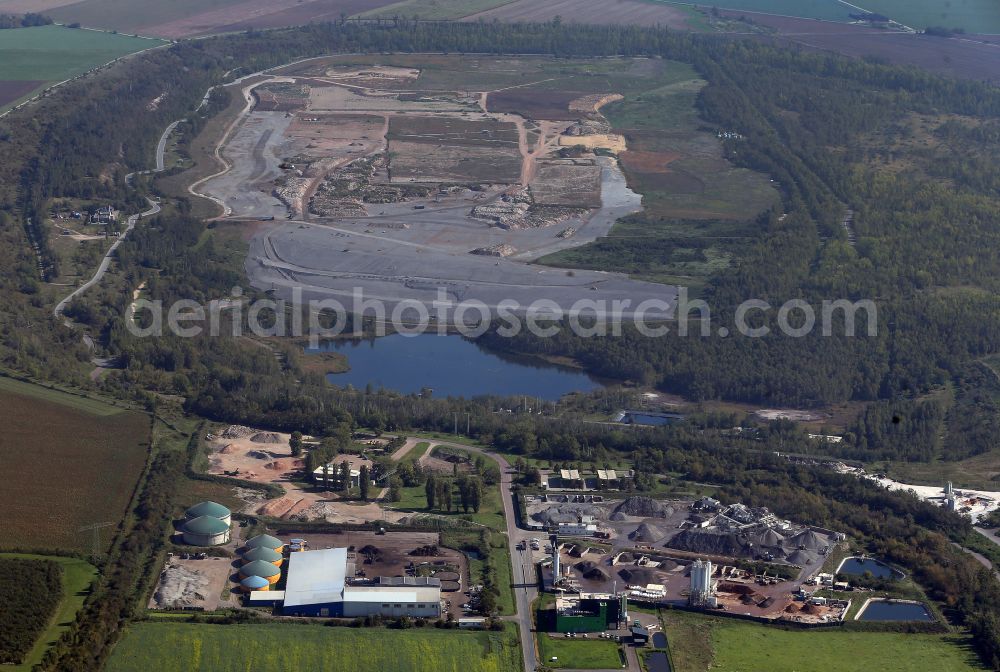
[858,600,933,622]
[645,651,671,672]
[837,557,904,580]
[652,632,667,648]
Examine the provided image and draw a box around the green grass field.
[651,0,1000,33]
[0,26,161,111]
[653,0,852,22]
[106,623,522,672]
[357,0,517,20]
[536,634,622,669]
[0,375,127,416]
[0,554,97,672]
[663,610,988,672]
[861,0,1000,33]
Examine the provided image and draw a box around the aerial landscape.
[2,1,1000,672]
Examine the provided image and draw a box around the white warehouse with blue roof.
[253,547,442,618]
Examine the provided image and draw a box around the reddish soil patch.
[488,89,588,120]
[463,0,691,29]
[620,150,682,173]
[0,80,44,108]
[727,12,1000,85]
[141,0,396,38]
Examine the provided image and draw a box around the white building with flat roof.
[277,547,440,618]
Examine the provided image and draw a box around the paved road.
[54,105,185,324]
[53,198,161,322]
[431,439,539,672]
[156,119,183,171]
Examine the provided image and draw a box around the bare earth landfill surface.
[198,57,680,322]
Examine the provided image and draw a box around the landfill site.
[526,495,850,623]
[196,58,676,322]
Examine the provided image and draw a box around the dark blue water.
[311,334,603,400]
[652,632,667,648]
[859,600,933,622]
[646,651,671,672]
[625,412,684,426]
[838,557,901,579]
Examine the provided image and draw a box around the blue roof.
[283,548,347,609]
[241,575,270,589]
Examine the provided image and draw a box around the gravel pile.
[666,529,751,557]
[532,503,603,526]
[251,432,282,444]
[612,496,673,519]
[154,564,209,608]
[220,425,256,439]
[629,522,664,541]
[787,529,824,550]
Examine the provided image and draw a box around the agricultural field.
[0,26,160,111]
[358,0,517,20]
[0,376,150,552]
[658,0,854,22]
[860,0,1000,33]
[662,610,988,672]
[536,633,622,669]
[44,0,398,37]
[0,554,97,672]
[460,0,693,28]
[105,623,522,672]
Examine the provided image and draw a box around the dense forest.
[0,558,62,664]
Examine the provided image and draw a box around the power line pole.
[79,521,115,559]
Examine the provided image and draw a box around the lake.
[858,600,933,622]
[837,557,903,580]
[310,334,603,399]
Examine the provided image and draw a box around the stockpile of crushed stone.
[666,529,751,557]
[786,550,817,566]
[532,503,603,526]
[612,497,673,519]
[786,529,824,550]
[154,564,209,608]
[629,522,665,541]
[250,432,282,444]
[756,528,785,547]
[220,425,255,439]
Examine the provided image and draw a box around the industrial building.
[185,501,232,526]
[550,593,625,633]
[181,515,231,546]
[247,547,442,618]
[688,559,717,607]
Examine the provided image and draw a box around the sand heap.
[612,497,673,519]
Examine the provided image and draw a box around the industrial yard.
[193,56,700,322]
[526,494,849,623]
